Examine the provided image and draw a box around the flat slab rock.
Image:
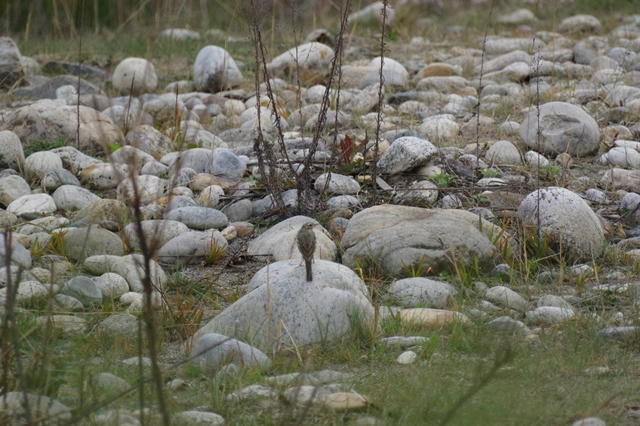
[193,259,374,352]
[341,204,497,276]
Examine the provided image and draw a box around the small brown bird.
[297,222,317,281]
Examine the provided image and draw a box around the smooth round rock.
[517,187,606,262]
[112,57,158,94]
[194,45,243,92]
[519,102,600,157]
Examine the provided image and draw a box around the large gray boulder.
[247,216,336,261]
[194,46,243,93]
[376,136,438,175]
[341,205,498,276]
[517,187,606,262]
[61,227,124,261]
[0,37,25,88]
[266,42,334,84]
[193,260,374,352]
[0,130,24,170]
[2,99,124,155]
[387,278,457,308]
[519,102,600,157]
[191,333,271,372]
[157,230,227,265]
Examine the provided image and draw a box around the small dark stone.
[42,61,107,79]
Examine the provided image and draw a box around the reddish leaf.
[339,134,354,165]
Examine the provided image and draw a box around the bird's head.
[302,222,316,230]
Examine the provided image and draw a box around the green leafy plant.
[204,237,227,265]
[480,168,499,178]
[429,172,453,188]
[402,254,430,277]
[23,138,66,157]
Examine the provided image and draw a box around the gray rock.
[157,230,228,264]
[0,175,31,207]
[377,136,438,175]
[161,148,214,173]
[0,130,24,170]
[387,278,457,308]
[60,276,102,307]
[117,174,165,205]
[247,216,336,260]
[62,226,124,261]
[395,180,438,207]
[523,151,549,167]
[12,75,99,99]
[571,418,606,426]
[0,210,18,229]
[164,206,228,230]
[536,294,574,311]
[126,124,174,157]
[267,42,333,82]
[314,173,360,195]
[559,14,602,34]
[487,316,528,333]
[519,102,600,157]
[54,294,84,311]
[141,161,169,177]
[73,199,128,226]
[42,168,81,191]
[341,205,497,276]
[525,306,574,325]
[378,336,427,349]
[165,195,197,213]
[174,411,225,426]
[326,195,359,209]
[194,259,374,352]
[196,185,224,208]
[484,286,528,312]
[80,162,128,190]
[110,254,167,292]
[7,194,57,216]
[23,151,63,178]
[222,199,253,222]
[110,145,156,171]
[485,140,522,165]
[0,392,71,425]
[0,281,47,306]
[194,45,243,92]
[0,37,25,88]
[2,99,124,155]
[345,83,383,114]
[191,332,271,371]
[597,326,640,341]
[601,168,640,192]
[93,372,130,394]
[497,9,537,25]
[52,185,100,211]
[419,117,459,143]
[95,313,141,339]
[122,220,189,250]
[94,273,130,299]
[36,314,87,334]
[211,147,245,179]
[112,57,158,94]
[42,60,107,78]
[52,146,101,174]
[364,57,408,88]
[517,187,606,262]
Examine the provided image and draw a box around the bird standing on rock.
[297,222,317,281]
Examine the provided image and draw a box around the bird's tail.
[305,259,312,281]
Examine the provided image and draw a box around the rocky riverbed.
[2,2,640,425]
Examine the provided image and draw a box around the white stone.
[112,57,158,94]
[7,194,57,216]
